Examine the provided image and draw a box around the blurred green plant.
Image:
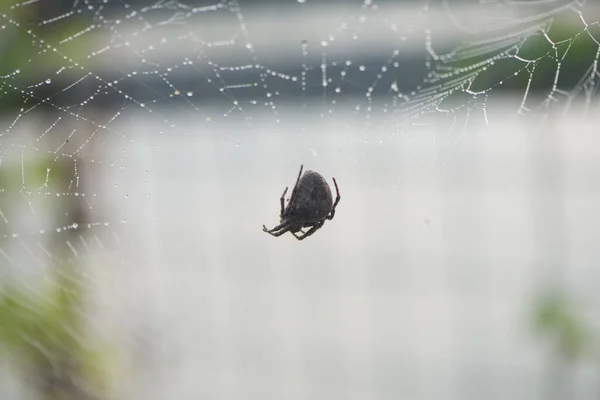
[451,13,598,95]
[0,154,121,399]
[533,291,594,362]
[0,2,102,112]
[0,268,117,400]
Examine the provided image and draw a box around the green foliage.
[534,292,590,362]
[0,2,102,112]
[0,157,67,191]
[0,270,117,399]
[454,15,598,94]
[0,270,79,354]
[0,154,119,398]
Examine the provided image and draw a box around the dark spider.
[262,164,340,241]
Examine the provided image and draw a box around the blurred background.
[1,0,600,399]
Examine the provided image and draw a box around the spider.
[262,164,340,241]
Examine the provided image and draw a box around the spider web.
[0,0,599,398]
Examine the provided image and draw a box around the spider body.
[262,165,340,241]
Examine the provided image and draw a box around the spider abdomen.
[288,171,333,222]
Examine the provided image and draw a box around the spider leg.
[263,221,285,232]
[279,187,288,218]
[263,222,291,237]
[265,227,291,237]
[287,164,304,207]
[292,221,324,241]
[326,177,341,220]
[292,221,314,238]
